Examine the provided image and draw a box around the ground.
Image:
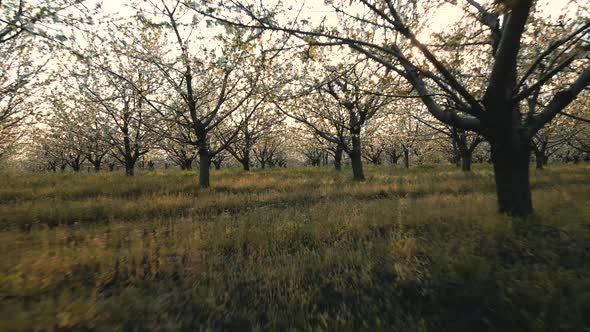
[1,164,590,331]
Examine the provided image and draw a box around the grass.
[1,164,590,331]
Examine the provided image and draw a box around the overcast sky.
[92,0,579,43]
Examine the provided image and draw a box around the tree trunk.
[199,150,210,188]
[213,160,221,170]
[453,147,461,167]
[461,150,472,172]
[125,161,135,176]
[334,146,343,171]
[183,159,193,171]
[242,158,250,171]
[403,149,409,169]
[492,143,533,217]
[535,151,544,170]
[388,153,399,164]
[123,133,134,176]
[94,162,101,172]
[350,134,365,181]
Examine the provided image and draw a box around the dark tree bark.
[125,160,135,176]
[458,139,474,172]
[198,141,210,188]
[166,146,197,171]
[451,138,461,167]
[534,150,545,170]
[227,141,252,171]
[120,128,137,176]
[532,137,555,170]
[349,134,365,181]
[71,161,81,172]
[491,141,532,217]
[449,128,482,172]
[363,144,383,165]
[334,145,343,171]
[403,148,409,169]
[119,136,143,176]
[304,148,323,166]
[461,150,473,172]
[125,163,134,176]
[242,155,251,171]
[386,148,400,165]
[67,153,84,172]
[180,158,193,170]
[87,153,106,173]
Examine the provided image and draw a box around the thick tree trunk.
[93,162,101,172]
[334,146,343,171]
[125,160,135,176]
[492,143,533,217]
[350,151,365,181]
[350,134,365,181]
[199,151,210,188]
[242,158,250,171]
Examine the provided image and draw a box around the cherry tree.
[201,0,590,216]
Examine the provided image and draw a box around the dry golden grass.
[1,164,590,331]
